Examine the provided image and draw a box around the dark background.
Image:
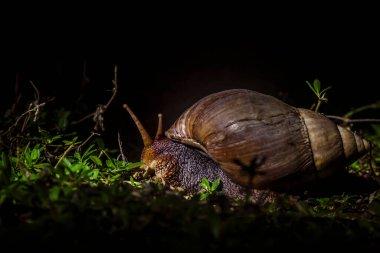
[2,9,379,160]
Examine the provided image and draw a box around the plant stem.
[54,144,74,169]
[343,101,380,118]
[326,115,380,124]
[315,99,322,112]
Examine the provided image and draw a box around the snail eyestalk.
[155,113,163,140]
[123,104,152,147]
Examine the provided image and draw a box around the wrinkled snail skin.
[124,89,370,199]
[142,138,249,198]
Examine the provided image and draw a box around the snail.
[123,89,370,199]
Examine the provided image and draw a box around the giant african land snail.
[123,89,370,199]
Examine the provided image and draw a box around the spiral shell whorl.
[298,108,346,178]
[337,125,370,163]
[298,108,370,177]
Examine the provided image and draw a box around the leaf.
[34,163,51,169]
[49,186,60,202]
[106,159,117,169]
[320,86,332,94]
[83,144,96,160]
[200,178,211,190]
[128,176,142,188]
[62,158,72,169]
[50,135,63,143]
[81,164,91,173]
[306,80,319,97]
[74,152,82,162]
[126,161,143,170]
[199,192,209,201]
[211,178,221,191]
[129,176,135,186]
[90,156,102,166]
[69,163,82,173]
[28,173,39,181]
[115,160,127,168]
[110,174,121,181]
[90,169,99,179]
[313,79,321,93]
[31,146,41,161]
[63,136,79,145]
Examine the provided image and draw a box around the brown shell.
[165,89,370,190]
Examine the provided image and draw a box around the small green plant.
[306,79,332,112]
[126,175,142,188]
[60,144,102,180]
[4,143,50,182]
[199,178,221,200]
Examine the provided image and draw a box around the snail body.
[124,89,370,198]
[143,138,251,198]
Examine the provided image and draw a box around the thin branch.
[21,103,33,132]
[104,65,118,109]
[118,132,128,162]
[29,81,40,102]
[54,144,75,169]
[1,102,47,136]
[343,101,380,119]
[76,132,101,152]
[92,65,118,131]
[70,66,119,153]
[30,81,43,122]
[72,65,118,132]
[326,115,380,124]
[72,113,95,125]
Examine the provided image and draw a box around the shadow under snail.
[123,89,370,199]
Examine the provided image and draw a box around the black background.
[2,7,379,160]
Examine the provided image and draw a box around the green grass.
[1,79,380,251]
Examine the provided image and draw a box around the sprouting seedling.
[306,79,332,112]
[199,178,221,200]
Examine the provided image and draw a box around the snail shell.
[165,89,370,191]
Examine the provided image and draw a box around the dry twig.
[117,132,128,162]
[1,82,49,136]
[75,65,119,151]
[73,65,118,131]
